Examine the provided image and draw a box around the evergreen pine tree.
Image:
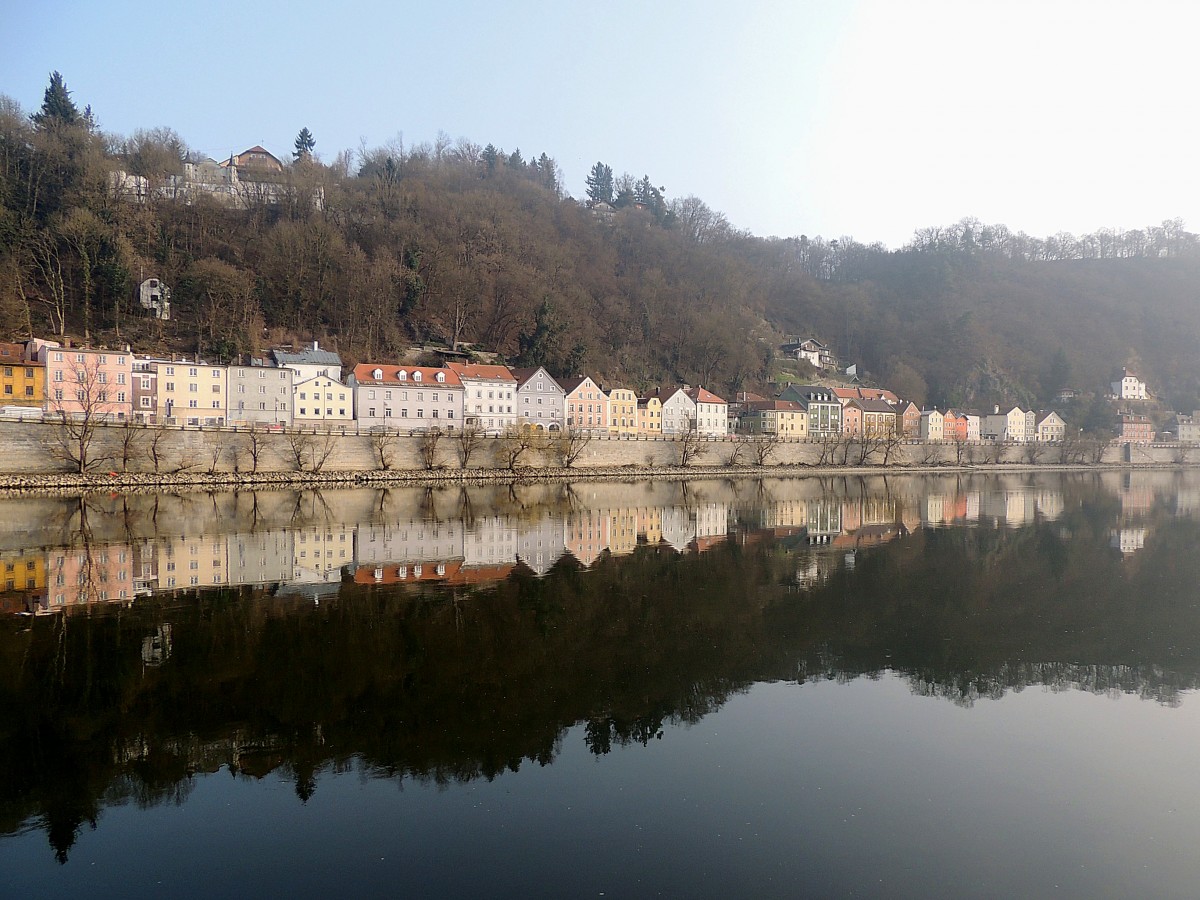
[31,71,80,128]
[482,144,499,173]
[293,127,316,160]
[585,162,613,204]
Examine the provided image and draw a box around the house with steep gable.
[511,367,565,431]
[657,387,696,435]
[560,376,609,432]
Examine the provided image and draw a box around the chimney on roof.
[994,405,1000,414]
[313,340,319,351]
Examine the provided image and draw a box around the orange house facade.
[0,342,44,408]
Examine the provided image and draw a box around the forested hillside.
[3,75,1200,412]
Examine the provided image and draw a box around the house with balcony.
[657,387,696,435]
[779,385,841,436]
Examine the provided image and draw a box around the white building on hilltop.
[1111,368,1147,400]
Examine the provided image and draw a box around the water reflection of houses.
[1111,528,1147,554]
[38,543,135,613]
[515,515,567,575]
[291,523,355,584]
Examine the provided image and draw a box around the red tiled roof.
[445,362,517,383]
[685,387,726,404]
[352,364,461,386]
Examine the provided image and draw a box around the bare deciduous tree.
[554,427,593,468]
[455,425,485,468]
[117,421,145,473]
[240,428,271,473]
[676,431,704,467]
[752,434,779,466]
[418,429,443,469]
[284,430,338,472]
[370,428,400,470]
[496,426,541,470]
[45,357,118,473]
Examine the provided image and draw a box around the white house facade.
[349,364,463,430]
[446,363,518,432]
[227,359,295,427]
[659,388,697,435]
[686,387,728,436]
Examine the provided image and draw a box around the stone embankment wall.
[0,419,1182,480]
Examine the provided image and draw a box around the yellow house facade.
[154,361,228,426]
[0,343,44,408]
[607,388,638,434]
[636,396,663,434]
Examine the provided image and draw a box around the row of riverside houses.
[0,336,1078,442]
[0,338,736,436]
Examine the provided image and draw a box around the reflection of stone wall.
[0,420,1155,477]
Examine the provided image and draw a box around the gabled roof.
[271,347,342,368]
[1036,410,1064,425]
[509,366,562,392]
[559,375,602,395]
[351,364,461,387]
[858,399,896,414]
[445,362,517,383]
[685,386,725,405]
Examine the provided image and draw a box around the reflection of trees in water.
[10,486,1200,861]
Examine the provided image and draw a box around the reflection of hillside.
[7,494,1200,861]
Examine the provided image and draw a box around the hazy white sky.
[3,0,1197,247]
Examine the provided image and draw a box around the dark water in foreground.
[2,472,1200,897]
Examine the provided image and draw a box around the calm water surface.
[2,472,1199,897]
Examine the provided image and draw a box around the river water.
[2,471,1199,897]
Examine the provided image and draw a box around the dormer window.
[373,368,383,380]
[436,372,445,383]
[413,371,422,382]
[398,371,407,381]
